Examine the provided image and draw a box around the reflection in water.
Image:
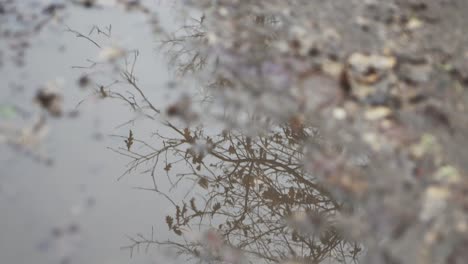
[116,122,361,263]
[56,9,362,263]
[4,1,468,264]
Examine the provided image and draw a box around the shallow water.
[0,4,181,264]
[0,2,360,264]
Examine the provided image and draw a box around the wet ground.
[2,1,468,264]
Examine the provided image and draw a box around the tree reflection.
[115,119,360,263]
[64,18,361,264]
[4,1,468,264]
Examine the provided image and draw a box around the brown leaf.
[35,87,63,117]
[173,227,182,236]
[165,216,173,230]
[198,177,209,189]
[228,145,236,155]
[124,130,134,151]
[212,202,221,212]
